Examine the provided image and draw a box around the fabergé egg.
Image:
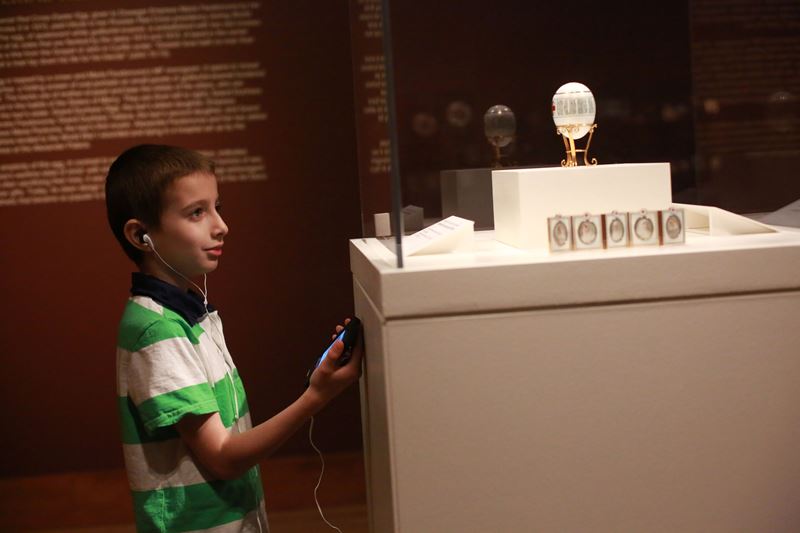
[551,82,596,139]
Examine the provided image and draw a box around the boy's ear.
[123,219,150,252]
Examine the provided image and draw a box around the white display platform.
[492,163,672,249]
[351,228,800,533]
[352,227,800,318]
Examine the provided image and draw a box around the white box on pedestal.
[492,163,672,250]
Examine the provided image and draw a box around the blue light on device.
[317,329,347,367]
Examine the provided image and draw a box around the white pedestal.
[492,163,672,249]
[351,228,800,533]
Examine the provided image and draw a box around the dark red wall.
[0,0,364,477]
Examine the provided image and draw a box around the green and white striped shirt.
[116,274,268,532]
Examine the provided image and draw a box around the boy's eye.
[215,202,223,213]
[191,207,204,218]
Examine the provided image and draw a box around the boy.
[105,144,362,532]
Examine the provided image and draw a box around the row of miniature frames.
[547,208,685,252]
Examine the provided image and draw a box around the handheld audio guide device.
[305,317,361,387]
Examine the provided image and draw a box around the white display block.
[492,163,672,249]
[374,212,391,237]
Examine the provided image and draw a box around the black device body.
[305,317,361,387]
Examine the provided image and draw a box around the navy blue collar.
[130,272,214,326]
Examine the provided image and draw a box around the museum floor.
[33,506,369,533]
[0,452,368,533]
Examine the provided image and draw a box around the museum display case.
[347,1,800,530]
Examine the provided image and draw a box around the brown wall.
[0,0,364,477]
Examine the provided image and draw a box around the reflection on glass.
[446,101,473,128]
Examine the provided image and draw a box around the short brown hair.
[105,144,216,263]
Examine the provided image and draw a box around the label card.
[404,216,475,256]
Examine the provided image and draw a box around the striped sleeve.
[127,318,219,434]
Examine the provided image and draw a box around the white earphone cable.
[145,236,208,305]
[309,416,344,532]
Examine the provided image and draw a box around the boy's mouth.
[205,244,224,257]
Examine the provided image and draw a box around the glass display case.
[349,0,800,267]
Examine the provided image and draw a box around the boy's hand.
[306,318,363,408]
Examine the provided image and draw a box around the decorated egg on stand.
[552,82,598,166]
[551,82,596,139]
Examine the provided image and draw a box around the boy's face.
[145,172,228,282]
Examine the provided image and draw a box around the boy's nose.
[213,213,229,238]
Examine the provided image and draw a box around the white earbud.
[142,233,152,246]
